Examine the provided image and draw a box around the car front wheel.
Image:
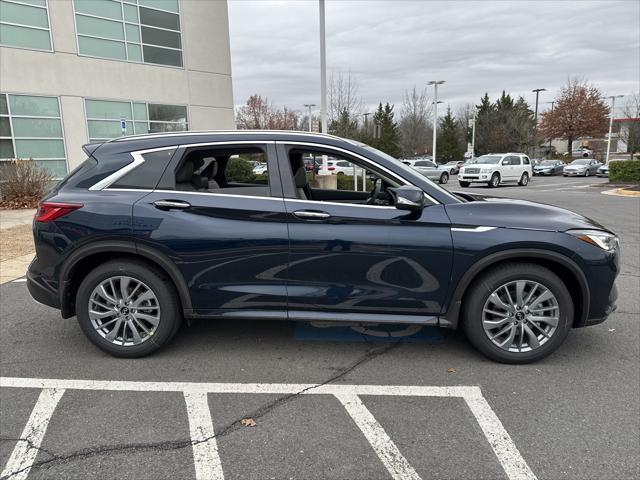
[76,259,182,357]
[462,262,573,364]
[488,173,500,188]
[584,169,590,177]
[439,172,449,184]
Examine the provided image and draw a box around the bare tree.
[456,103,476,153]
[398,86,432,156]
[235,94,300,130]
[328,71,362,136]
[618,93,640,158]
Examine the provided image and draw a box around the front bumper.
[583,283,617,326]
[564,170,585,176]
[459,173,491,182]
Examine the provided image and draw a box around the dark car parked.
[28,131,619,363]
[533,160,565,176]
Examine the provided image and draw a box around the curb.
[601,187,640,197]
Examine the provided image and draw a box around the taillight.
[35,202,83,223]
[328,166,335,171]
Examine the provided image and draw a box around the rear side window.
[509,156,521,165]
[112,148,176,189]
[523,157,530,165]
[55,157,98,190]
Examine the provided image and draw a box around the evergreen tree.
[437,107,465,162]
[371,103,401,157]
[329,107,358,139]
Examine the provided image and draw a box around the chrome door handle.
[153,200,191,210]
[293,210,330,220]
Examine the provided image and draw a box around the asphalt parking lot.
[1,174,638,480]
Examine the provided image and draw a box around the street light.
[532,88,546,151]
[303,104,316,132]
[428,80,445,162]
[606,94,624,164]
[318,0,328,174]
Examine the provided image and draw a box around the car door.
[132,141,290,316]
[276,142,453,322]
[499,156,513,180]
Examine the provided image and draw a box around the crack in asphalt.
[0,342,400,479]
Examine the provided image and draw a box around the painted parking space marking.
[183,391,224,480]
[1,388,65,480]
[0,377,536,480]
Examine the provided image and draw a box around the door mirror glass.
[391,185,426,211]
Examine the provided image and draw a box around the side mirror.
[391,185,426,211]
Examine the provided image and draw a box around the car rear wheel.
[518,172,529,186]
[488,173,500,188]
[439,172,449,184]
[459,181,470,187]
[462,262,573,364]
[76,259,182,357]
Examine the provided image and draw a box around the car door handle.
[153,200,191,210]
[293,210,330,220]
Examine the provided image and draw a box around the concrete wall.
[0,0,234,169]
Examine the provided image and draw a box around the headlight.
[567,229,618,251]
[480,168,492,173]
[459,168,465,174]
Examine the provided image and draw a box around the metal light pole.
[428,80,445,162]
[318,0,328,174]
[532,88,546,153]
[470,109,477,158]
[545,101,555,154]
[304,103,316,132]
[606,95,624,164]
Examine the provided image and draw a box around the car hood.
[445,193,609,232]
[533,165,553,170]
[461,163,498,169]
[565,164,587,169]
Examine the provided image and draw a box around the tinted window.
[523,157,530,165]
[509,156,521,165]
[112,148,176,189]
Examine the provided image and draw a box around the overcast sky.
[228,0,640,116]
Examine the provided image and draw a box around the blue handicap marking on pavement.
[294,321,444,344]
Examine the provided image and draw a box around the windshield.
[361,145,461,203]
[539,160,557,166]
[570,159,589,165]
[475,155,502,164]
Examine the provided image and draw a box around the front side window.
[73,0,183,67]
[0,93,67,178]
[0,0,52,51]
[85,98,188,141]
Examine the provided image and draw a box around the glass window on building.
[0,0,53,51]
[85,99,188,142]
[74,0,183,67]
[0,93,68,178]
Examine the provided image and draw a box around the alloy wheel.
[88,276,161,346]
[482,280,559,352]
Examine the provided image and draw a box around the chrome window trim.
[285,198,397,210]
[450,226,497,233]
[152,189,282,202]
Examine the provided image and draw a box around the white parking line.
[183,391,224,480]
[1,388,65,480]
[336,394,421,480]
[0,377,537,480]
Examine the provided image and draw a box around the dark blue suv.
[27,131,619,363]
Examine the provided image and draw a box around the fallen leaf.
[241,418,257,427]
[608,328,615,332]
[447,367,457,373]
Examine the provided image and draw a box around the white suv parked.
[458,153,533,188]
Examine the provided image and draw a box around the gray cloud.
[228,0,640,115]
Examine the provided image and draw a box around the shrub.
[609,160,640,183]
[336,174,374,191]
[225,158,254,182]
[0,159,53,209]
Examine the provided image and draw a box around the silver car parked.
[402,159,450,184]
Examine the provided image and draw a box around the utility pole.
[606,94,624,164]
[318,0,328,174]
[428,80,445,162]
[470,108,477,158]
[532,88,546,154]
[304,104,316,132]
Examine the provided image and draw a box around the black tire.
[459,181,470,187]
[584,169,590,177]
[337,171,345,175]
[488,172,500,188]
[518,172,529,186]
[462,262,573,364]
[439,172,449,184]
[76,259,182,357]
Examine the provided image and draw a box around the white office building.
[0,0,234,177]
